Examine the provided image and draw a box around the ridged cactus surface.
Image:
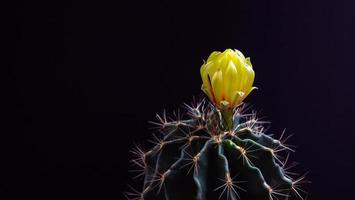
[127,101,306,200]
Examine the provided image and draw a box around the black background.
[7,0,355,199]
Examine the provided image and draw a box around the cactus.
[126,49,307,200]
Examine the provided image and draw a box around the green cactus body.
[127,100,305,200]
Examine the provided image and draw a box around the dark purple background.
[7,0,355,199]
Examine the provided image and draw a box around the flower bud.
[200,49,256,109]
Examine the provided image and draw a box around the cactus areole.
[126,49,307,200]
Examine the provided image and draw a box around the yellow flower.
[200,49,256,109]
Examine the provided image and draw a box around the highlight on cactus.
[125,49,308,200]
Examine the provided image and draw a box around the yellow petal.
[200,63,212,91]
[219,50,233,73]
[234,49,246,60]
[242,65,255,92]
[245,57,252,67]
[211,70,224,105]
[231,91,245,106]
[207,51,221,63]
[224,61,238,102]
[205,61,219,78]
[201,85,214,101]
[239,87,257,103]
